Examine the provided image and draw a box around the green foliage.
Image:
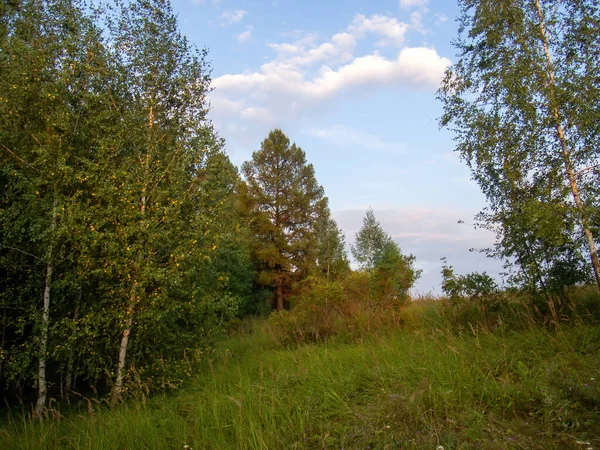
[314,215,350,281]
[352,208,420,302]
[0,0,253,406]
[241,129,328,311]
[351,207,390,271]
[438,0,600,296]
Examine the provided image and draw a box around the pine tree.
[241,129,328,311]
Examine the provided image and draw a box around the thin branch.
[575,163,600,177]
[1,143,40,172]
[0,245,45,262]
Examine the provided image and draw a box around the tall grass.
[2,301,600,449]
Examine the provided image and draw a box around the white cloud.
[399,0,428,9]
[219,9,246,26]
[192,0,222,6]
[236,26,253,43]
[268,32,356,69]
[209,12,451,154]
[214,47,449,100]
[435,13,449,24]
[306,125,406,154]
[349,14,409,46]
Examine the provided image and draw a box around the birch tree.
[438,0,600,293]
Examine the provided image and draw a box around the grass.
[1,301,600,449]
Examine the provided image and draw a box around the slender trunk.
[111,289,135,404]
[535,0,600,291]
[276,276,284,312]
[65,302,80,396]
[112,104,154,403]
[34,260,53,417]
[34,195,57,418]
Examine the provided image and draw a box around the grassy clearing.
[1,302,600,449]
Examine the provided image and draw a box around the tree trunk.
[111,287,136,404]
[111,103,154,404]
[65,302,80,397]
[34,194,57,418]
[276,276,284,312]
[34,260,53,418]
[535,0,600,291]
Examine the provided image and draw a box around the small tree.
[351,208,391,271]
[352,209,420,305]
[314,214,350,281]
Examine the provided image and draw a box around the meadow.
[1,299,599,450]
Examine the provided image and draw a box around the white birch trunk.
[535,0,600,291]
[34,195,57,418]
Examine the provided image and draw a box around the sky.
[171,0,506,294]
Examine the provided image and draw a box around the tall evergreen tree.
[241,129,328,311]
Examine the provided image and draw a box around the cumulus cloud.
[399,0,428,9]
[209,11,451,154]
[349,14,409,46]
[213,47,449,108]
[219,9,246,26]
[236,26,253,43]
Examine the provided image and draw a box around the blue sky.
[172,0,506,293]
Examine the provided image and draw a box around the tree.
[241,129,328,311]
[0,0,251,408]
[352,209,420,302]
[0,0,109,416]
[438,0,600,294]
[314,214,350,281]
[351,208,392,271]
[95,0,223,403]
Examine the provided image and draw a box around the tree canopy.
[438,0,600,295]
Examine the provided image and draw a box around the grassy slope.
[1,304,600,449]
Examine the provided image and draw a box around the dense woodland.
[1,0,600,429]
[0,0,420,414]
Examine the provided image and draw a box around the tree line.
[3,0,600,418]
[0,0,419,415]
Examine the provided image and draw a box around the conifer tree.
[242,129,328,311]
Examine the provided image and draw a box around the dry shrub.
[269,274,413,345]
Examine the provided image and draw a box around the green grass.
[2,304,600,449]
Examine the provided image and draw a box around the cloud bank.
[210,11,451,146]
